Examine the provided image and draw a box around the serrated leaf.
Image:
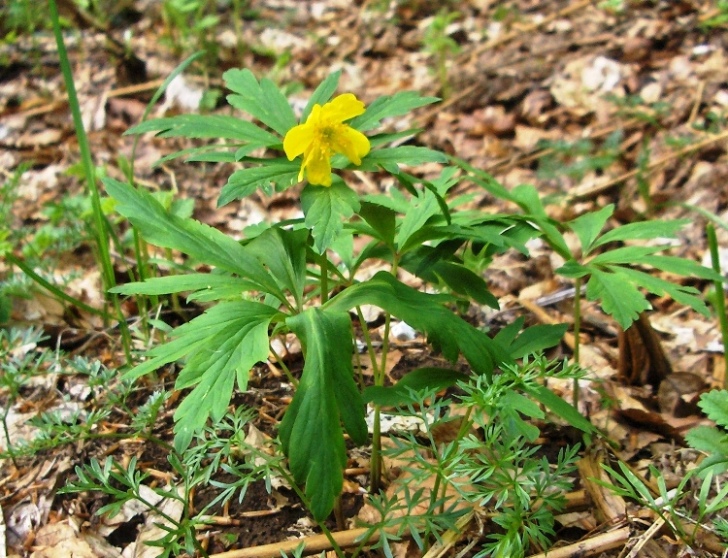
[349,91,439,132]
[527,385,596,435]
[568,204,613,255]
[357,201,396,246]
[686,425,728,455]
[218,161,299,206]
[593,219,690,247]
[588,245,663,265]
[326,272,512,377]
[507,324,569,359]
[302,71,341,121]
[224,69,296,135]
[360,146,448,173]
[126,114,280,145]
[109,273,257,298]
[126,301,277,452]
[556,260,590,278]
[698,390,728,429]
[639,255,723,281]
[586,268,651,328]
[300,181,360,254]
[246,227,308,309]
[280,308,366,520]
[397,187,440,249]
[617,267,711,317]
[363,367,469,406]
[104,178,283,299]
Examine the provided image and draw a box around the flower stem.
[707,224,728,388]
[572,276,582,407]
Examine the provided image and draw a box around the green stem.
[269,342,298,388]
[49,0,132,363]
[707,224,728,388]
[318,251,329,304]
[5,253,109,319]
[572,276,582,407]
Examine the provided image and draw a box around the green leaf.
[247,227,308,309]
[326,272,512,377]
[397,187,440,249]
[586,268,651,329]
[568,204,613,255]
[302,71,341,121]
[556,260,590,278]
[431,261,499,308]
[125,114,280,146]
[300,181,360,254]
[698,390,728,430]
[104,177,283,300]
[507,324,569,359]
[639,255,724,281]
[686,425,728,456]
[527,385,596,435]
[588,245,664,265]
[357,201,396,247]
[363,367,469,406]
[109,273,257,298]
[218,160,300,206]
[593,219,690,247]
[280,308,366,520]
[224,68,296,136]
[349,91,440,132]
[360,146,448,174]
[123,301,278,452]
[617,267,711,317]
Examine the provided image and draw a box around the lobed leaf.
[224,68,297,136]
[349,91,439,132]
[279,308,366,520]
[698,390,728,430]
[586,268,651,329]
[592,219,690,247]
[300,181,360,254]
[568,205,613,255]
[218,160,300,206]
[126,114,280,145]
[104,177,284,300]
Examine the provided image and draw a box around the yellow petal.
[303,148,333,186]
[283,123,314,160]
[322,93,366,123]
[332,126,370,166]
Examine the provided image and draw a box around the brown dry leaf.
[577,446,626,524]
[30,520,96,558]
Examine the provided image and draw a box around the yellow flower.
[284,93,370,186]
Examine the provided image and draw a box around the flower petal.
[283,123,314,160]
[303,147,333,186]
[332,126,370,166]
[322,93,366,123]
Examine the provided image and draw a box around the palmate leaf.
[698,390,728,430]
[586,268,651,329]
[568,204,613,255]
[223,68,297,136]
[349,91,440,132]
[109,273,257,300]
[326,272,512,378]
[360,146,448,174]
[279,308,367,521]
[125,114,280,146]
[300,181,360,254]
[119,301,279,452]
[218,160,300,206]
[592,218,691,248]
[104,178,284,300]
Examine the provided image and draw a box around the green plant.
[422,8,461,99]
[104,67,589,537]
[355,355,585,557]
